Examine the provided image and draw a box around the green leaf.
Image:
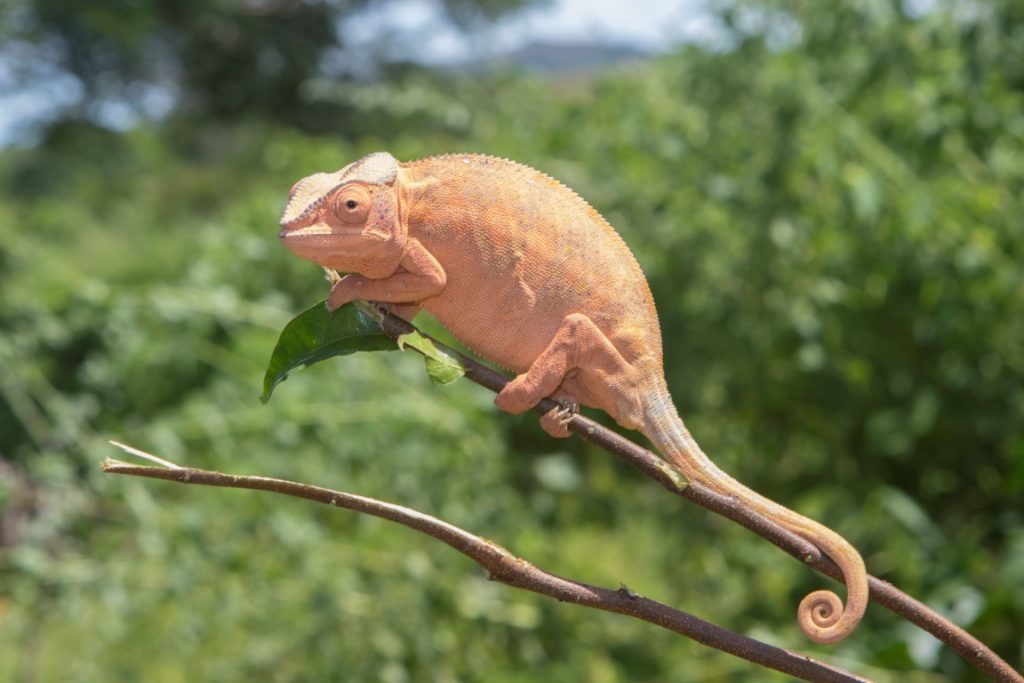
[397,330,466,385]
[260,301,396,403]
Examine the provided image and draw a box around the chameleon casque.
[278,151,868,644]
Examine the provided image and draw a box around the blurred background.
[1,0,1022,680]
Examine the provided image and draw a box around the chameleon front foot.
[327,274,361,311]
[382,303,421,321]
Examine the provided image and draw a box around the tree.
[0,0,540,131]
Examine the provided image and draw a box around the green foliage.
[260,300,467,404]
[1,1,1022,681]
[396,327,468,386]
[261,301,396,404]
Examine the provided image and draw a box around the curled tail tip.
[797,589,864,644]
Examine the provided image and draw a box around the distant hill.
[503,40,649,72]
[450,39,651,75]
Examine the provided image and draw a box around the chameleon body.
[278,151,868,643]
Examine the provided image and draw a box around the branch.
[102,453,865,683]
[372,306,1023,683]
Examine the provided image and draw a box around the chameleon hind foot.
[539,397,578,438]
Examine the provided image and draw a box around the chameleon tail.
[640,385,868,644]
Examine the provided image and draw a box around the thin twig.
[373,307,1022,683]
[109,440,184,469]
[101,455,866,683]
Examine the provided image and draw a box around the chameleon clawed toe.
[554,399,578,427]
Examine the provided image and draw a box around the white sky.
[476,0,709,52]
[363,0,709,64]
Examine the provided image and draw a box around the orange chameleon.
[278,151,868,643]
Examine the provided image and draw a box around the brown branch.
[102,456,866,683]
[374,307,1023,683]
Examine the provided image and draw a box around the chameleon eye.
[332,187,370,224]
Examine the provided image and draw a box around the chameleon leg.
[495,313,636,429]
[327,238,446,310]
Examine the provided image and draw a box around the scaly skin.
[278,151,868,643]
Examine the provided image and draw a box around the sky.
[369,0,711,64]
[502,0,707,48]
[0,0,709,146]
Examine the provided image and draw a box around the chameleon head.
[278,151,407,278]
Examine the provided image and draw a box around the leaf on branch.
[397,329,466,385]
[260,301,396,403]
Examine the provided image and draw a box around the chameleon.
[277,151,868,644]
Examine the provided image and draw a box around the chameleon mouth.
[279,224,332,240]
